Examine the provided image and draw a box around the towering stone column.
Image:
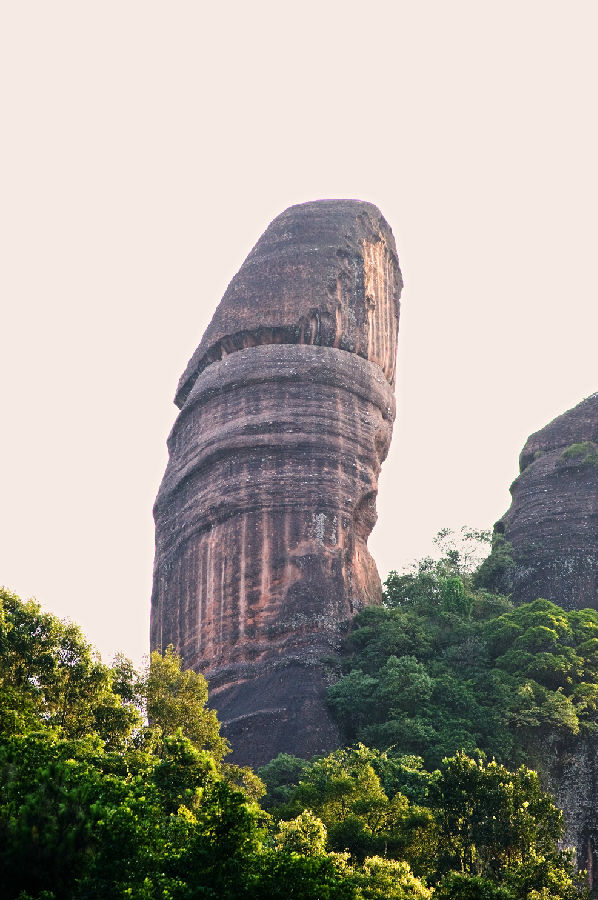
[151,200,402,766]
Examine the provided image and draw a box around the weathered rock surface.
[175,200,401,408]
[520,729,598,895]
[151,200,401,766]
[481,394,598,888]
[486,393,598,611]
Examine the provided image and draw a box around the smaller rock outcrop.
[479,393,598,611]
[476,394,598,889]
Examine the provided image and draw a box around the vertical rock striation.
[151,200,402,766]
[483,393,598,611]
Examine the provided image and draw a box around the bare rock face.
[151,200,402,766]
[543,735,598,895]
[484,393,598,611]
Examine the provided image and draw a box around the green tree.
[0,591,362,899]
[0,728,266,900]
[142,644,265,798]
[275,745,437,871]
[258,752,310,809]
[251,849,358,900]
[0,587,140,748]
[434,871,514,899]
[473,532,516,592]
[143,644,230,762]
[430,751,580,899]
[275,810,329,856]
[329,572,597,771]
[352,856,432,900]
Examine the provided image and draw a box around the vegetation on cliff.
[261,530,596,897]
[1,578,591,899]
[326,546,597,771]
[559,441,598,469]
[261,743,583,900]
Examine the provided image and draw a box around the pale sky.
[1,1,596,667]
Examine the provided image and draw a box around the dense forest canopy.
[1,530,595,899]
[326,536,597,770]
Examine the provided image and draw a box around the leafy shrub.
[559,441,598,467]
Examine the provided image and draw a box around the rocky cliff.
[477,394,598,888]
[151,200,402,766]
[540,734,597,895]
[480,393,598,611]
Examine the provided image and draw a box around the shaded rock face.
[489,393,598,611]
[525,732,598,895]
[484,394,598,888]
[151,200,401,766]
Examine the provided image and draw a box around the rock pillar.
[150,199,402,765]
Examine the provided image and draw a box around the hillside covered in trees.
[326,530,597,772]
[2,530,595,899]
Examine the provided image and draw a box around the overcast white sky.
[1,1,596,666]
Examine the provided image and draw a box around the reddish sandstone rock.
[151,200,402,765]
[175,199,401,407]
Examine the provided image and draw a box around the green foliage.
[432,526,492,575]
[275,809,329,855]
[0,574,591,900]
[384,527,492,610]
[258,752,310,809]
[0,728,264,900]
[144,644,230,763]
[440,576,473,616]
[0,587,141,748]
[267,745,583,900]
[1,589,366,899]
[434,872,514,899]
[559,441,598,468]
[273,744,437,872]
[352,856,432,899]
[473,532,516,592]
[251,848,358,900]
[431,751,562,877]
[329,563,597,770]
